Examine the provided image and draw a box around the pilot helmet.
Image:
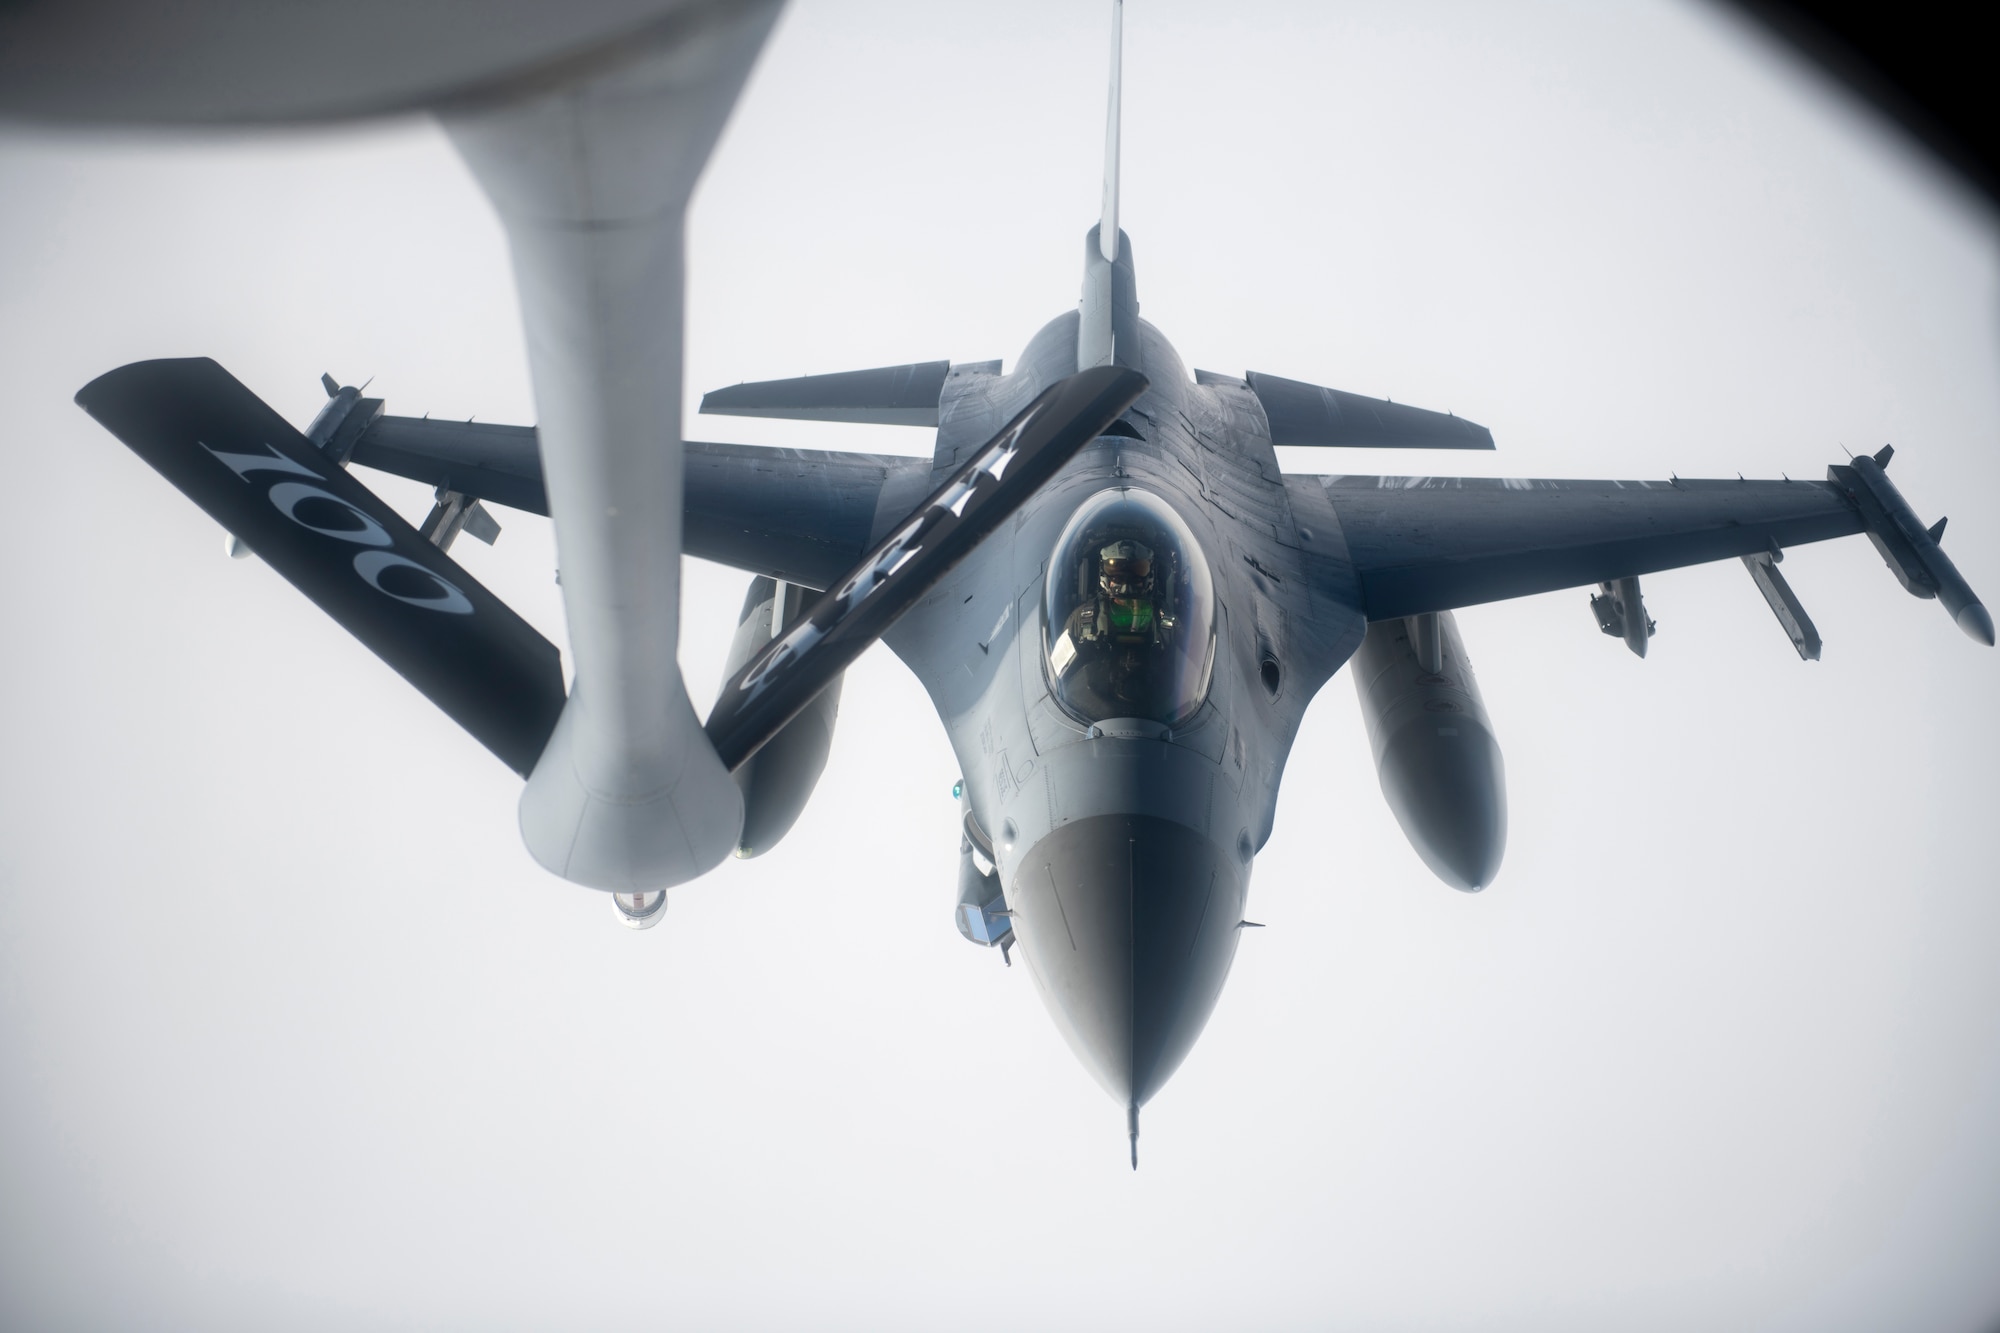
[1098,539,1155,597]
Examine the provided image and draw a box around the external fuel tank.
[720,576,842,858]
[1350,612,1507,891]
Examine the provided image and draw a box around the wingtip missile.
[1832,451,1991,647]
[1957,601,1996,646]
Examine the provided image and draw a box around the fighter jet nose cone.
[1008,815,1248,1109]
[1957,602,1996,647]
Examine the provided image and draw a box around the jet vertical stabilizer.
[1099,0,1122,262]
[1079,1,1140,374]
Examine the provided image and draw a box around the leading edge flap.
[699,361,952,427]
[76,358,566,777]
[1246,371,1495,450]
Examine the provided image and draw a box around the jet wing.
[348,416,933,590]
[1303,473,1866,620]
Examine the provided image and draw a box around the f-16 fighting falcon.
[19,0,1990,1166]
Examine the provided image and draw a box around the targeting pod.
[1588,575,1655,658]
[721,576,843,858]
[1351,611,1507,891]
[953,780,1013,958]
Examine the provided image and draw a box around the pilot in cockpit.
[1049,537,1181,712]
[1066,539,1177,649]
[1044,490,1215,727]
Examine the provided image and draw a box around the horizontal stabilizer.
[705,365,1148,770]
[75,358,567,775]
[700,360,953,427]
[1245,371,1494,450]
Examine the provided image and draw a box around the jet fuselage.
[885,303,1366,1117]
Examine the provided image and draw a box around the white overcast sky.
[3,2,1997,1329]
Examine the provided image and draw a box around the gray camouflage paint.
[884,307,1365,1121]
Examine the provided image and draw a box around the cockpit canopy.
[1044,487,1216,727]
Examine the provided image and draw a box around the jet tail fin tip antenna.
[1079,0,1138,374]
[1100,0,1122,263]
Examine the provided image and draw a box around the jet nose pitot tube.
[1006,815,1248,1113]
[1352,611,1508,891]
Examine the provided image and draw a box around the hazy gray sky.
[3,2,1997,1329]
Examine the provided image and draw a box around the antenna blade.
[1099,0,1122,262]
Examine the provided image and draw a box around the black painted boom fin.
[75,358,567,776]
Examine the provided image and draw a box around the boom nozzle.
[612,889,668,930]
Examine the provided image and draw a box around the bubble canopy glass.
[1044,487,1216,726]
